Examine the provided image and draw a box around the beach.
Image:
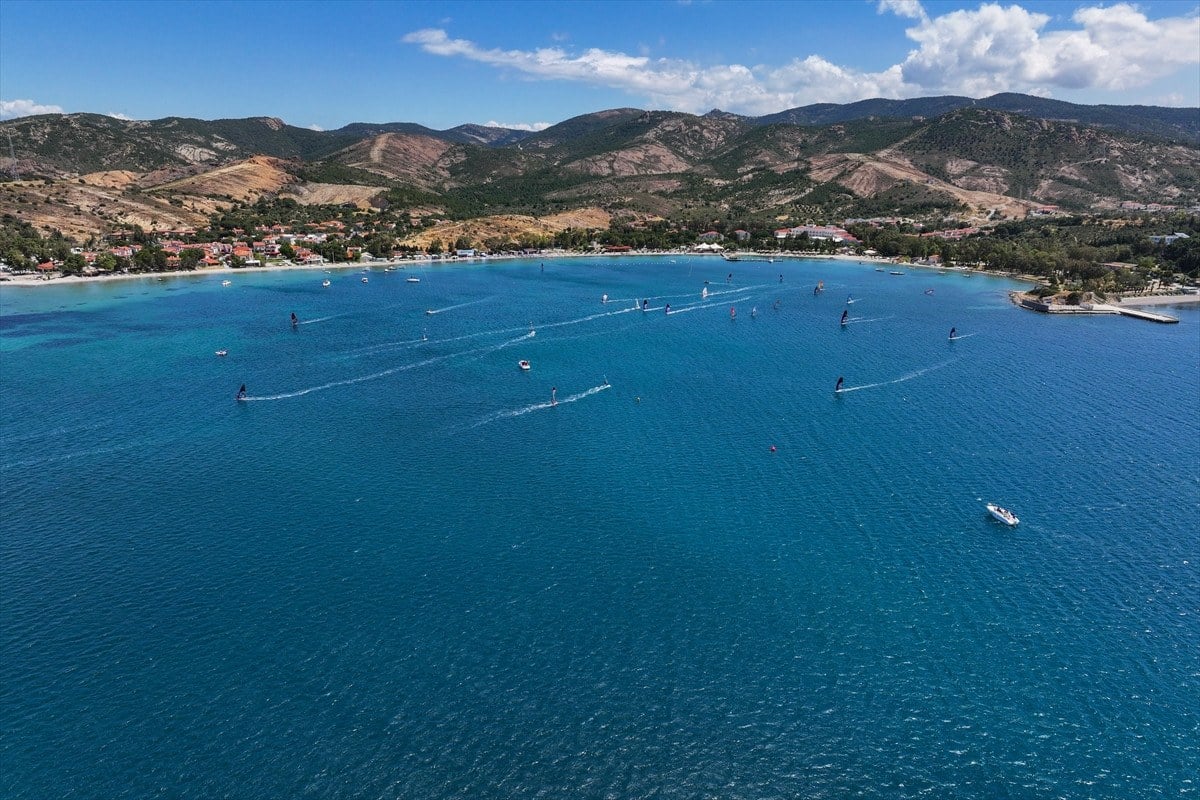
[0,250,985,289]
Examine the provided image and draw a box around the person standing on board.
[551,386,557,406]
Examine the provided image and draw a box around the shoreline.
[1010,289,1200,309]
[0,250,1014,289]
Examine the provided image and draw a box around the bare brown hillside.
[147,155,297,201]
[0,179,208,239]
[280,183,383,209]
[334,133,458,188]
[809,152,1036,219]
[399,208,612,249]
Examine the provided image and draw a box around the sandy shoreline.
[0,250,898,289]
[1113,293,1200,307]
[0,250,1137,293]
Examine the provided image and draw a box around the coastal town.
[4,203,1197,315]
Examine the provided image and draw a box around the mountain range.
[1,93,1197,241]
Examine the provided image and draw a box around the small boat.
[425,309,434,315]
[221,280,232,286]
[986,503,1019,526]
[361,277,368,283]
[875,268,886,272]
[518,360,531,371]
[889,271,906,276]
[406,277,420,283]
[924,288,935,295]
[322,280,330,287]
[215,349,227,357]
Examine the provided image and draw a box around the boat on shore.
[986,503,1019,526]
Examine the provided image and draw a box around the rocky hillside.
[1,98,1197,240]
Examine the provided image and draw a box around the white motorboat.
[986,503,1019,526]
[406,277,420,283]
[215,349,227,357]
[518,360,531,371]
[322,280,330,287]
[361,277,368,283]
[221,280,232,286]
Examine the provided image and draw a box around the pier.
[1016,295,1179,323]
[1093,304,1179,324]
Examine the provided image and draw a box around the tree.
[179,248,205,270]
[94,252,118,272]
[61,253,86,275]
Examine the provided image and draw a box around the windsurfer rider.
[551,386,557,406]
[236,384,247,400]
[290,312,298,326]
[841,309,849,326]
[949,327,957,340]
[835,376,844,393]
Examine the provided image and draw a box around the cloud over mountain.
[403,2,1199,114]
[0,99,65,120]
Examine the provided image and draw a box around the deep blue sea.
[2,257,1197,799]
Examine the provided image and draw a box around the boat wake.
[297,314,342,326]
[948,333,979,340]
[424,297,492,315]
[538,306,639,331]
[469,383,612,428]
[837,359,956,393]
[664,300,724,315]
[841,315,893,326]
[242,335,526,401]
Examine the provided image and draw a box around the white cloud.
[1156,92,1187,107]
[402,3,1200,115]
[0,98,65,120]
[896,2,1200,96]
[878,0,927,21]
[307,123,324,131]
[106,111,133,120]
[483,120,552,131]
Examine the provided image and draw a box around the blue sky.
[2,0,1197,130]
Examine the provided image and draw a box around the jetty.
[1094,304,1179,324]
[1015,294,1179,324]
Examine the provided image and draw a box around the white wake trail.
[837,359,956,394]
[470,383,612,428]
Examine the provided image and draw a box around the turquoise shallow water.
[2,257,1197,798]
